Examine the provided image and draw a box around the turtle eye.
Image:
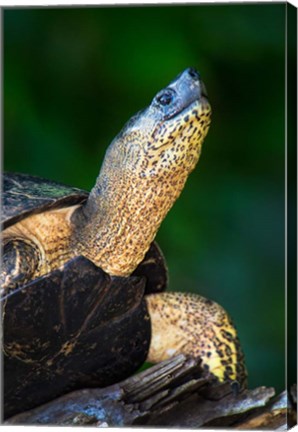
[156,89,175,106]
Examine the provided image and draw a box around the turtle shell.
[2,173,168,419]
[3,172,88,229]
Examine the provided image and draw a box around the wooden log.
[5,355,297,429]
[5,355,207,426]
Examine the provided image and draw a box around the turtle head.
[79,69,211,277]
[105,67,211,179]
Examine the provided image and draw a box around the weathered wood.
[146,385,275,427]
[234,390,297,430]
[5,355,297,429]
[5,355,207,426]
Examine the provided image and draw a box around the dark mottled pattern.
[2,256,151,419]
[2,173,87,229]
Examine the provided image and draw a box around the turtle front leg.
[145,292,247,387]
[1,239,41,297]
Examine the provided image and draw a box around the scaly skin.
[146,292,247,385]
[71,100,210,276]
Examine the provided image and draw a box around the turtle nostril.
[187,67,200,81]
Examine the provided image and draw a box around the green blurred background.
[4,4,289,391]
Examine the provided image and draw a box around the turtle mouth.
[163,95,209,122]
[164,97,210,126]
[152,98,211,147]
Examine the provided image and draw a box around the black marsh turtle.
[1,68,247,419]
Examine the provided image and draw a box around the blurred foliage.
[4,4,289,392]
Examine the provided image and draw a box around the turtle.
[1,68,247,420]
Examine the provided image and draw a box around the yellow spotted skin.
[146,292,247,386]
[73,101,211,277]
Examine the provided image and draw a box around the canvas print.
[2,2,297,428]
